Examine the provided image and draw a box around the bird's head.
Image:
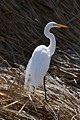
[44,22,68,37]
[46,22,68,28]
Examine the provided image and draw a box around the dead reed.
[0,0,80,119]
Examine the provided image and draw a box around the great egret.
[24,22,68,99]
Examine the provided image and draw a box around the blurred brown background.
[0,1,80,120]
[0,0,80,80]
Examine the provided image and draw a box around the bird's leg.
[31,86,35,95]
[43,76,47,100]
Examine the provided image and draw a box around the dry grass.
[0,67,80,120]
[0,0,80,120]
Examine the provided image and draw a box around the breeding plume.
[24,22,68,97]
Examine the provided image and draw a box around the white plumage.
[24,22,68,92]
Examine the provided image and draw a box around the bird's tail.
[24,68,35,93]
[24,69,29,90]
[24,59,32,90]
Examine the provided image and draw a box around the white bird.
[24,22,68,99]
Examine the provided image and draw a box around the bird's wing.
[30,48,50,88]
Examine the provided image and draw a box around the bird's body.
[24,22,68,92]
[24,45,51,91]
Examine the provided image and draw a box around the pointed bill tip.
[56,24,68,28]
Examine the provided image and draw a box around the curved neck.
[48,33,56,56]
[44,25,56,56]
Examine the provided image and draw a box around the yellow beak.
[56,24,68,28]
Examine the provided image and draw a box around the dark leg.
[43,76,47,100]
[31,86,35,95]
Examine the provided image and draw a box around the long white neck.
[44,23,56,56]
